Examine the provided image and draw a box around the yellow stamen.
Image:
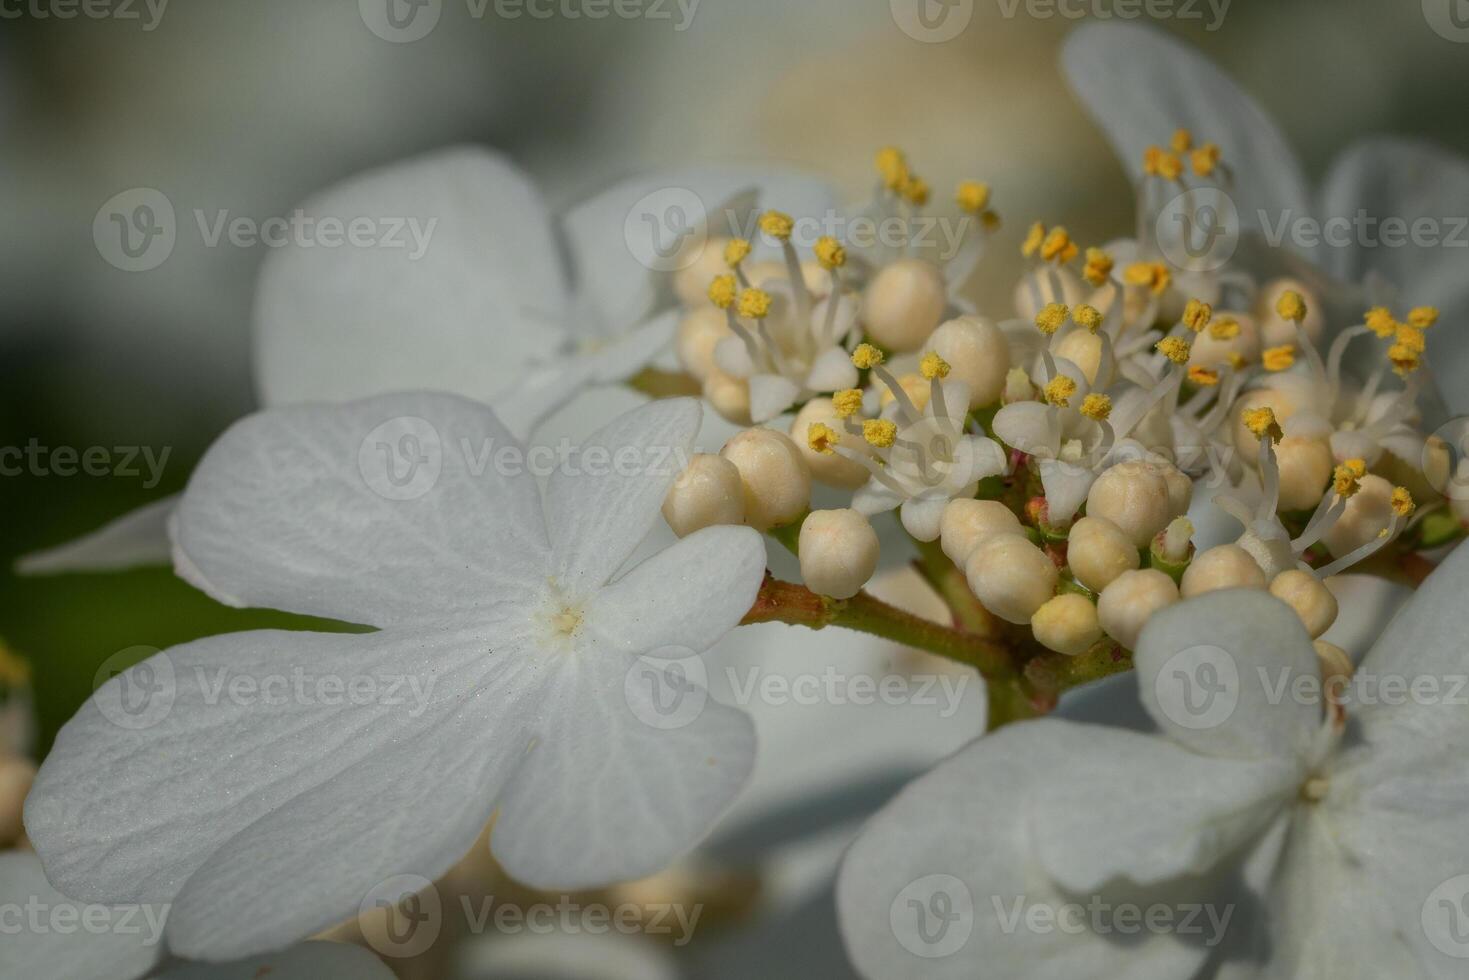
[1333,464,1361,499]
[1408,306,1439,330]
[1073,304,1103,332]
[1171,128,1193,153]
[832,388,865,418]
[723,238,751,267]
[956,180,991,213]
[899,175,931,207]
[1365,306,1397,338]
[1182,299,1212,332]
[875,146,909,191]
[1188,365,1221,387]
[1191,143,1221,178]
[1040,226,1078,263]
[708,274,738,310]
[852,343,885,370]
[1394,325,1426,354]
[1209,318,1241,340]
[1143,146,1183,180]
[1035,302,1069,335]
[807,422,840,455]
[1123,261,1171,295]
[1082,246,1114,286]
[863,418,897,448]
[1021,221,1046,258]
[920,352,951,380]
[1392,486,1416,517]
[814,236,846,270]
[1044,375,1077,408]
[1243,407,1283,442]
[1343,458,1367,479]
[1388,343,1421,377]
[1276,290,1307,324]
[1262,344,1296,372]
[1155,336,1192,364]
[738,287,772,319]
[758,211,794,242]
[1080,393,1112,421]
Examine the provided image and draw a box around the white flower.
[838,544,1469,978]
[24,393,766,961]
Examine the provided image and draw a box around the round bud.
[721,428,812,531]
[1180,544,1267,597]
[1067,515,1140,592]
[941,499,1024,567]
[964,534,1058,625]
[1255,277,1325,348]
[703,367,752,425]
[798,509,880,599]
[861,258,947,352]
[790,398,869,489]
[1322,474,1395,557]
[1231,387,1302,463]
[1270,569,1338,638]
[674,236,736,308]
[1159,461,1193,518]
[1052,329,1106,387]
[1097,568,1180,650]
[0,754,35,848]
[1275,436,1333,512]
[1188,311,1260,370]
[663,454,745,537]
[675,307,732,381]
[922,316,1010,408]
[1014,266,1084,322]
[1313,640,1354,704]
[1086,461,1176,549]
[1031,593,1103,656]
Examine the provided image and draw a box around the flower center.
[1300,775,1330,804]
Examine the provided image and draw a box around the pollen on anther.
[832,388,865,418]
[920,352,951,380]
[862,419,897,448]
[852,343,885,370]
[808,422,840,455]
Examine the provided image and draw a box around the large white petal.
[254,146,567,408]
[14,494,178,575]
[1133,590,1323,763]
[543,398,701,597]
[1061,23,1310,239]
[174,392,548,627]
[992,400,1057,455]
[161,942,394,979]
[748,373,803,424]
[0,850,166,980]
[1038,457,1096,523]
[837,719,1217,980]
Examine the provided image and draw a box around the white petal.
[1038,456,1096,523]
[1133,590,1324,763]
[586,525,765,655]
[14,495,177,575]
[0,851,165,980]
[852,481,903,517]
[173,392,548,627]
[254,147,568,408]
[899,495,949,543]
[544,398,701,597]
[837,719,1215,980]
[804,345,859,393]
[714,334,755,377]
[748,373,802,423]
[1061,23,1310,238]
[992,401,1057,456]
[159,942,394,979]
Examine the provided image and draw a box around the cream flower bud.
[1313,640,1354,701]
[675,307,732,381]
[798,509,880,599]
[1180,544,1267,597]
[1052,329,1106,386]
[1270,569,1339,638]
[789,398,869,489]
[861,258,947,352]
[1275,436,1333,512]
[1013,265,1085,322]
[940,499,1024,566]
[1086,460,1179,549]
[1322,474,1395,557]
[1188,311,1260,370]
[964,534,1058,624]
[1003,367,1034,404]
[662,453,745,537]
[703,366,752,425]
[1067,515,1140,592]
[921,316,1010,408]
[0,754,35,847]
[721,428,812,531]
[1255,277,1324,348]
[674,236,736,308]
[1031,593,1103,656]
[1097,568,1180,650]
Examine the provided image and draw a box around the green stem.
[625,367,702,399]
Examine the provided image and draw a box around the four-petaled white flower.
[25,393,765,962]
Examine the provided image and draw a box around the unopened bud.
[921,316,1010,408]
[1275,436,1334,512]
[1271,570,1339,638]
[964,534,1059,625]
[1255,278,1324,348]
[703,367,752,426]
[1031,593,1103,656]
[790,399,869,489]
[1321,474,1395,557]
[663,454,746,537]
[1180,544,1267,597]
[675,308,733,381]
[1086,460,1181,549]
[798,509,880,599]
[940,498,1024,566]
[1066,515,1140,593]
[1097,569,1180,650]
[861,258,947,352]
[721,428,812,531]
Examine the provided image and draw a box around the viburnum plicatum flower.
[839,544,1469,978]
[25,393,765,961]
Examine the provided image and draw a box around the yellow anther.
[1191,143,1221,178]
[1388,343,1421,377]
[723,238,752,267]
[1021,221,1046,258]
[875,146,909,191]
[1155,336,1192,364]
[1044,375,1077,408]
[1183,299,1213,332]
[852,343,885,370]
[814,236,847,270]
[1188,365,1221,387]
[1365,307,1398,338]
[1262,344,1296,372]
[1243,407,1283,443]
[899,175,931,207]
[920,352,951,380]
[956,180,991,213]
[1074,304,1103,332]
[1276,290,1307,324]
[759,211,794,242]
[1408,306,1440,330]
[1394,324,1426,354]
[1343,458,1367,479]
[1035,302,1069,335]
[862,418,897,448]
[1123,261,1172,295]
[1082,247,1114,286]
[832,388,865,418]
[1171,129,1194,153]
[1040,226,1078,263]
[1392,486,1416,518]
[1209,318,1241,341]
[1080,392,1112,421]
[1144,146,1183,180]
[807,422,841,455]
[708,274,738,310]
[737,287,772,319]
[1332,464,1362,498]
